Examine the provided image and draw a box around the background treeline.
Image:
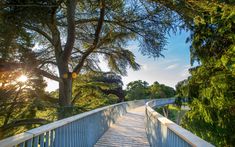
[125,80,175,100]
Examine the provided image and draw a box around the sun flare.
[17,75,28,83]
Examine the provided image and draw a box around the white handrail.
[145,98,214,147]
[0,100,148,147]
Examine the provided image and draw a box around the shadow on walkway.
[94,106,150,147]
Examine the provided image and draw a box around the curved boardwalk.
[95,106,150,147]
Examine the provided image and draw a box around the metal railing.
[0,98,215,147]
[0,100,148,147]
[145,98,214,147]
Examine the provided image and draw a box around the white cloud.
[184,65,191,68]
[121,56,192,89]
[180,67,191,78]
[165,64,178,70]
[141,64,149,71]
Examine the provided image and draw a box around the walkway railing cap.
[0,101,127,146]
[146,99,214,147]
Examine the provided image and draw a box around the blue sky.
[121,30,191,88]
[45,30,191,91]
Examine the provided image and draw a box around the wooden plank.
[95,106,150,147]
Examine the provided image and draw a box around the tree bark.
[56,0,76,111]
[57,63,73,119]
[57,77,73,119]
[48,0,104,117]
[58,73,72,107]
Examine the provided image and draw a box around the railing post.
[145,98,214,147]
[0,100,148,147]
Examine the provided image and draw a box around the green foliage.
[0,70,124,138]
[180,4,235,146]
[149,81,176,98]
[156,104,187,125]
[72,72,124,112]
[1,1,234,144]
[125,80,176,100]
[175,79,189,98]
[50,72,125,118]
[0,0,177,75]
[0,71,55,139]
[0,0,179,111]
[125,80,150,100]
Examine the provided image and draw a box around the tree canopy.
[175,2,235,146]
[0,0,179,113]
[0,70,52,139]
[125,80,176,100]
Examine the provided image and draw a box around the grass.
[155,104,188,125]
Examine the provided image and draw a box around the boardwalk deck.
[94,106,150,147]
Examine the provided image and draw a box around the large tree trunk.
[59,76,72,107]
[52,0,76,111]
[57,59,72,107]
[57,65,73,119]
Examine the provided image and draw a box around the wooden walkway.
[95,106,150,147]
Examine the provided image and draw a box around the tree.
[125,80,150,100]
[69,72,124,115]
[125,80,176,100]
[90,72,124,102]
[152,0,234,29]
[180,3,235,146]
[0,0,177,115]
[149,81,176,98]
[0,35,58,139]
[0,70,55,139]
[175,79,189,105]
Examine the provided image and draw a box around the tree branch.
[73,0,105,73]
[34,69,61,82]
[74,14,150,25]
[63,0,77,62]
[0,62,23,72]
[47,11,63,63]
[75,18,144,38]
[74,18,99,25]
[38,61,57,69]
[23,25,53,44]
